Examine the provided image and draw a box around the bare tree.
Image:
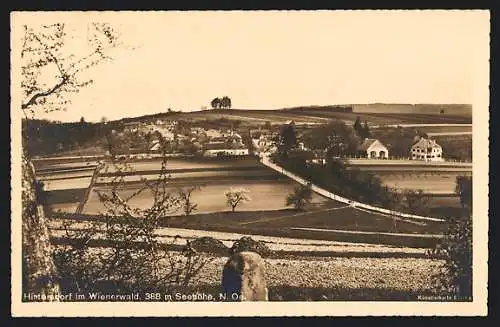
[54,153,213,294]
[177,186,201,216]
[224,187,251,212]
[19,21,128,300]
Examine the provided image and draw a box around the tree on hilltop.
[211,97,221,109]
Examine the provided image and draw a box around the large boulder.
[188,237,229,255]
[221,251,268,301]
[230,236,272,258]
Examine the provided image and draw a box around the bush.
[52,153,213,294]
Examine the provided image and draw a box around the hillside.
[112,103,472,126]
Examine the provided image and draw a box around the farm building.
[410,138,444,161]
[307,150,328,165]
[203,142,249,157]
[357,139,389,159]
[150,141,162,152]
[252,134,277,154]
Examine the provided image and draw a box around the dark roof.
[357,138,378,151]
[411,138,441,149]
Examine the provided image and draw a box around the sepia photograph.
[10,10,489,316]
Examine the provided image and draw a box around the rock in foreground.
[221,251,268,301]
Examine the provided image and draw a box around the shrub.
[53,153,213,294]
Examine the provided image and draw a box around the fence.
[260,156,445,223]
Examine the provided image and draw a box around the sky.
[11,10,490,122]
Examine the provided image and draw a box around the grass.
[48,206,445,248]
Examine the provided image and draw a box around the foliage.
[360,121,371,139]
[224,187,252,212]
[211,96,232,109]
[436,135,472,162]
[272,152,429,215]
[370,127,425,158]
[273,123,298,156]
[353,116,362,135]
[286,183,313,211]
[53,153,213,293]
[403,189,431,215]
[20,22,125,117]
[177,186,201,216]
[455,176,472,210]
[428,176,473,298]
[20,21,128,300]
[302,120,361,157]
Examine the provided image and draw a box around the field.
[39,155,463,249]
[162,106,472,127]
[376,173,464,194]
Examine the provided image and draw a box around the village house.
[252,133,277,155]
[410,137,444,161]
[357,138,389,159]
[307,149,328,165]
[150,141,162,152]
[202,142,249,157]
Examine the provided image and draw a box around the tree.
[143,132,152,150]
[79,116,86,124]
[361,121,371,139]
[224,187,251,212]
[100,116,108,124]
[274,123,298,157]
[20,23,124,117]
[220,96,232,109]
[19,21,128,300]
[455,176,472,212]
[353,116,362,135]
[286,183,313,211]
[403,189,431,215]
[177,186,201,216]
[210,97,221,109]
[428,177,473,299]
[54,153,213,294]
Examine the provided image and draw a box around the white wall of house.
[364,141,389,159]
[204,148,249,157]
[410,143,444,161]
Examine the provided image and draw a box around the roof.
[357,138,386,151]
[412,138,441,149]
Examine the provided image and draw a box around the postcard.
[10,10,489,317]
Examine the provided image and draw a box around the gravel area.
[190,255,444,292]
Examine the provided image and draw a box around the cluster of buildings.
[122,120,249,157]
[121,119,445,161]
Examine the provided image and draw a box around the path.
[290,227,443,239]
